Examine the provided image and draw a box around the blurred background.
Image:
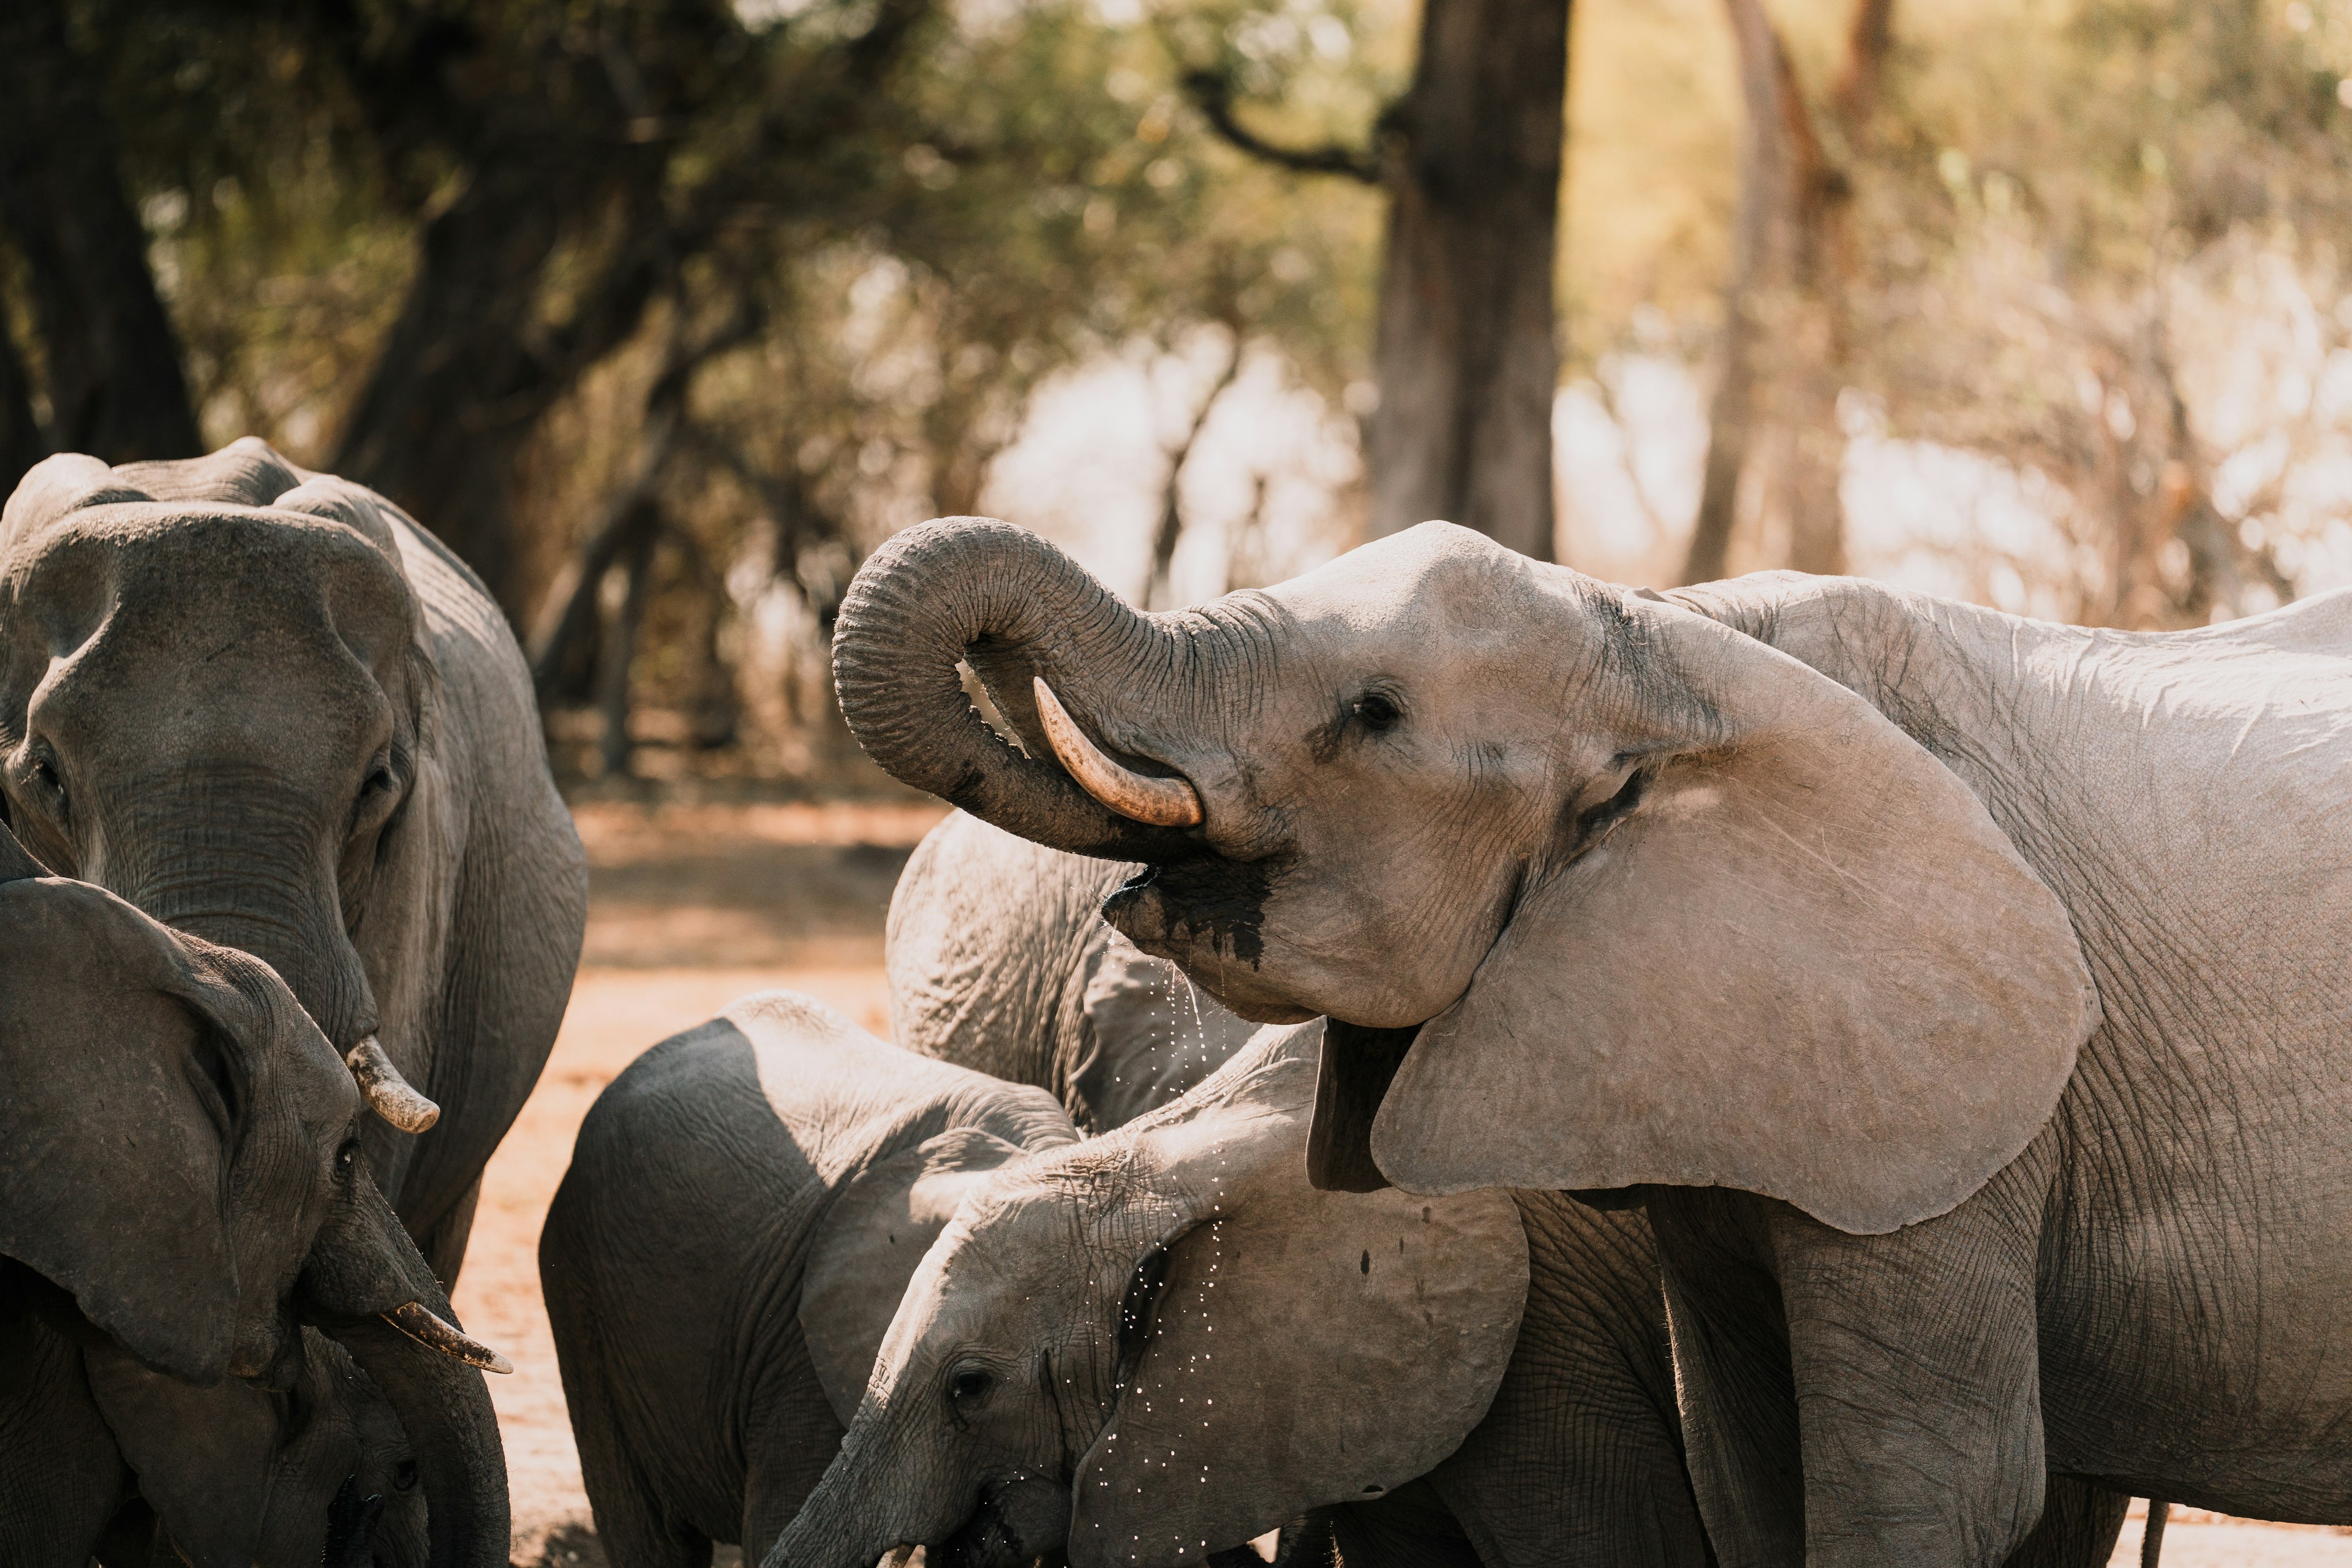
[12,0,2352,797]
[12,6,2352,1562]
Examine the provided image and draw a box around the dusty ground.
[451,799,2351,1568]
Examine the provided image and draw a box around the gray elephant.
[64,1331,428,1568]
[889,809,1259,1131]
[0,439,585,1551]
[538,991,1079,1567]
[773,1012,2132,1568]
[0,437,587,1276]
[827,516,2343,1566]
[0,823,508,1566]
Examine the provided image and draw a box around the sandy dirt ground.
[452,799,2352,1568]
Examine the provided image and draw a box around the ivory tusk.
[382,1300,513,1374]
[345,1037,440,1134]
[1031,677,1202,828]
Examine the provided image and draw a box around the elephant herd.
[5,445,2352,1568]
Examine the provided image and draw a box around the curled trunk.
[303,1178,510,1568]
[831,518,1204,862]
[323,1316,508,1568]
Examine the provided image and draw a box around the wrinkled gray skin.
[865,832,2135,1568]
[0,440,578,1563]
[772,1020,1701,1568]
[889,810,1260,1131]
[829,517,2349,1566]
[540,992,1077,1567]
[0,823,505,1567]
[10,1329,429,1568]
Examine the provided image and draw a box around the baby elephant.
[889,809,1259,1132]
[538,992,1078,1566]
[774,1021,2141,1568]
[766,1017,1701,1568]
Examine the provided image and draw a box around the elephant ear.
[83,1344,281,1566]
[1068,1024,1529,1568]
[0,868,258,1382]
[1359,598,2098,1234]
[801,1127,1031,1423]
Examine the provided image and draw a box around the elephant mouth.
[933,1476,1074,1568]
[1103,851,1286,969]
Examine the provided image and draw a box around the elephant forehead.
[18,505,410,655]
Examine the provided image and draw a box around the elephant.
[0,821,509,1566]
[0,437,587,1279]
[888,808,1259,1131]
[823,831,2136,1568]
[538,990,1079,1567]
[824,515,2346,1566]
[56,1330,429,1568]
[0,439,586,1550]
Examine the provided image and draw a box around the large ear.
[801,1126,1032,1423]
[1362,599,2099,1234]
[82,1344,280,1566]
[0,872,253,1381]
[1067,1023,1529,1568]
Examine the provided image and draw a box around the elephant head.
[769,1022,1528,1568]
[0,437,443,1133]
[0,820,510,1564]
[830,518,2097,1234]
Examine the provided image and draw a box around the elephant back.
[541,990,1076,1554]
[888,810,1257,1132]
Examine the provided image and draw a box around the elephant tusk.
[382,1300,513,1374]
[1031,677,1202,828]
[345,1036,440,1134]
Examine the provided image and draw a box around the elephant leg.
[1647,1190,1803,1568]
[410,1175,484,1292]
[1999,1480,2130,1568]
[1768,1186,2047,1568]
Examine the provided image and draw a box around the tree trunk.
[1684,0,1887,584]
[1364,0,1570,562]
[0,311,47,495]
[0,0,202,470]
[1143,334,1243,608]
[332,153,666,619]
[597,507,661,780]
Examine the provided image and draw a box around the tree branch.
[1180,68,1383,186]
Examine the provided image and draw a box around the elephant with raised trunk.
[889,809,1259,1131]
[830,515,2351,1566]
[538,991,1078,1566]
[0,822,508,1566]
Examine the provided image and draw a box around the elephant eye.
[1351,691,1401,733]
[949,1368,994,1406]
[336,1137,360,1176]
[26,750,66,812]
[393,1458,418,1491]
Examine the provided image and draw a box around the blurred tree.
[1185,0,1569,561]
[0,0,203,475]
[1683,0,1885,582]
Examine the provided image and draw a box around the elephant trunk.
[100,807,438,1129]
[831,516,1203,861]
[303,1177,511,1568]
[325,1315,508,1568]
[763,1433,922,1568]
